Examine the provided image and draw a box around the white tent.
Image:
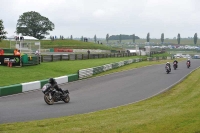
[8,35,38,40]
[22,36,38,40]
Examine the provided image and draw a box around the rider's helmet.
[48,78,55,84]
[167,62,169,64]
[188,58,190,61]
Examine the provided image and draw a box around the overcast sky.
[0,0,199,39]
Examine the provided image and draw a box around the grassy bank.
[0,40,117,50]
[0,58,199,133]
[0,56,147,86]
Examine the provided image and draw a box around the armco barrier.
[78,58,142,79]
[54,76,68,84]
[40,79,49,88]
[68,74,79,82]
[0,74,79,97]
[22,81,41,92]
[0,84,22,96]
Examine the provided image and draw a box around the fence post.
[68,54,70,60]
[41,55,43,62]
[60,54,62,61]
[51,55,53,62]
[75,54,77,60]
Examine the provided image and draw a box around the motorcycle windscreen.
[42,84,50,92]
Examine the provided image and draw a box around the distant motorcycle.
[187,61,190,68]
[165,65,171,74]
[42,83,70,105]
[173,62,177,70]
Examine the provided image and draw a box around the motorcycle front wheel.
[44,94,54,105]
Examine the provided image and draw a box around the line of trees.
[145,32,198,45]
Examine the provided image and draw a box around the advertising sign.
[0,55,21,66]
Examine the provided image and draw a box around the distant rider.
[186,58,191,66]
[173,60,178,68]
[166,62,171,71]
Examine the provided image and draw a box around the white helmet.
[167,62,169,64]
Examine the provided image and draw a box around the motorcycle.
[42,83,70,105]
[186,61,190,68]
[165,65,170,74]
[173,62,177,70]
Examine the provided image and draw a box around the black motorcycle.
[42,83,70,105]
[165,65,171,74]
[187,61,190,68]
[173,62,177,70]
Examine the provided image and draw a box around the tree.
[133,34,135,43]
[106,34,109,44]
[70,35,73,40]
[177,33,181,44]
[161,33,164,44]
[194,33,198,45]
[0,20,7,41]
[81,36,83,41]
[94,34,97,43]
[16,11,54,40]
[147,33,150,42]
[119,34,122,43]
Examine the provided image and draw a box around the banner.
[0,55,21,66]
[54,48,73,52]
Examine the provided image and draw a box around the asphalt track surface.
[0,59,200,124]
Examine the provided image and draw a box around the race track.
[0,59,199,124]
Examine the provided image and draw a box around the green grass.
[0,39,119,50]
[40,39,116,50]
[0,55,149,87]
[0,58,199,133]
[0,40,10,48]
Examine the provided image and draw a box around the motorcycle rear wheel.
[63,94,70,103]
[44,94,54,105]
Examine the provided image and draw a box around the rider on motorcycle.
[186,58,191,66]
[46,78,65,96]
[166,62,171,71]
[173,60,178,68]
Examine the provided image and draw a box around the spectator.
[35,50,40,56]
[0,49,4,55]
[87,50,90,55]
[14,49,20,56]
